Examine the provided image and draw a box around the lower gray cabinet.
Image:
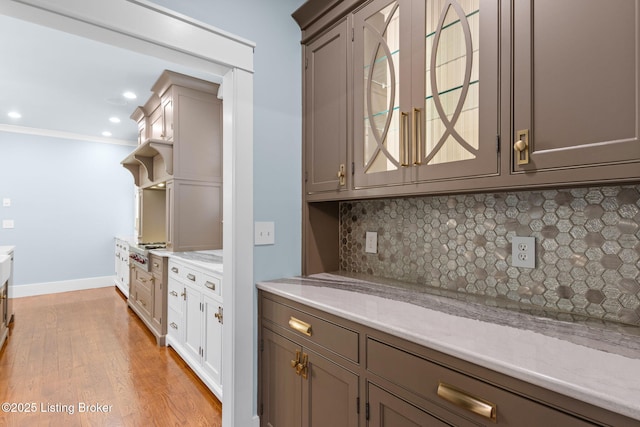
[260,327,359,427]
[367,383,451,427]
[259,291,637,427]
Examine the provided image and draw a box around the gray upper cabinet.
[294,0,640,201]
[512,0,640,174]
[304,19,350,194]
[352,0,500,189]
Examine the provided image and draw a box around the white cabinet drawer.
[167,277,184,314]
[168,259,221,297]
[167,306,183,342]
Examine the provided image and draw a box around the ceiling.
[0,14,219,145]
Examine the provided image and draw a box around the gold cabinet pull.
[337,164,346,186]
[170,322,178,329]
[514,129,530,165]
[437,382,497,421]
[187,273,196,281]
[171,267,179,273]
[298,353,309,379]
[205,281,216,291]
[290,350,301,369]
[412,108,422,165]
[214,306,223,324]
[400,112,410,166]
[288,316,312,336]
[169,290,178,297]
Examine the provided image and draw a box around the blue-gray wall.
[148,0,304,283]
[0,131,135,285]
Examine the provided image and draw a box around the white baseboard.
[10,275,116,298]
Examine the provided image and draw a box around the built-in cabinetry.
[122,70,223,252]
[167,258,223,399]
[259,290,636,426]
[295,0,640,200]
[304,18,350,193]
[128,253,168,345]
[260,294,359,427]
[114,238,130,297]
[294,0,640,274]
[352,0,499,189]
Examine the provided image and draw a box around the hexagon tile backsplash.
[339,185,640,325]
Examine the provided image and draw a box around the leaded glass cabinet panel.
[354,0,498,189]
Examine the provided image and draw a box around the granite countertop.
[257,272,640,421]
[160,249,223,274]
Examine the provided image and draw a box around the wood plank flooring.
[0,287,222,427]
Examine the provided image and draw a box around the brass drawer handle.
[170,322,178,329]
[437,382,496,421]
[170,291,178,297]
[204,281,216,291]
[171,267,179,273]
[153,262,159,268]
[187,273,196,281]
[288,316,312,337]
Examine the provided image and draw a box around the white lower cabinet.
[167,258,223,399]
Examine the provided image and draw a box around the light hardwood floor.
[0,287,222,427]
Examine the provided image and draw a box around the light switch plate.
[2,219,14,229]
[512,236,535,268]
[2,198,10,207]
[255,221,275,245]
[365,231,378,254]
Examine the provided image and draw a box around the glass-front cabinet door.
[354,0,499,189]
[354,0,410,188]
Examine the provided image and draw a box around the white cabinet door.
[203,294,222,387]
[184,282,202,362]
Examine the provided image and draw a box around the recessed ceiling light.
[109,117,121,123]
[102,131,112,137]
[123,91,137,100]
[8,111,21,119]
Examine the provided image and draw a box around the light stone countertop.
[257,272,640,421]
[160,249,223,274]
[0,246,15,254]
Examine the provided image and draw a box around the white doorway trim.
[0,0,256,425]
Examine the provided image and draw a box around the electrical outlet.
[512,236,535,268]
[365,231,377,254]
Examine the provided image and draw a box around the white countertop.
[257,274,640,421]
[162,249,223,274]
[0,245,15,255]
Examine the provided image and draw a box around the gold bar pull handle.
[514,129,530,165]
[290,350,301,369]
[337,164,346,186]
[288,316,312,336]
[437,382,497,421]
[413,107,422,165]
[400,112,410,166]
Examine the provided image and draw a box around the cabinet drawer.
[169,260,221,297]
[135,285,152,319]
[366,338,593,426]
[133,267,153,294]
[167,278,183,314]
[149,254,165,277]
[262,297,359,363]
[167,306,182,341]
